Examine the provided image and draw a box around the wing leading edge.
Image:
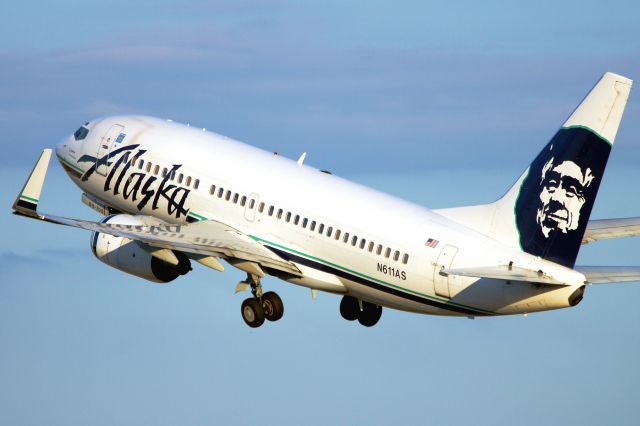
[583,218,640,244]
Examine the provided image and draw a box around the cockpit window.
[74,126,89,140]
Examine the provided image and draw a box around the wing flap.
[33,213,301,276]
[583,217,640,244]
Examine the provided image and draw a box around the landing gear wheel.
[262,291,284,322]
[340,296,359,321]
[241,298,265,328]
[358,302,382,327]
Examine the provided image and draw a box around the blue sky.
[2,1,640,425]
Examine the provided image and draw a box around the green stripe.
[20,195,38,203]
[249,234,495,315]
[56,155,84,173]
[188,212,208,221]
[561,125,612,146]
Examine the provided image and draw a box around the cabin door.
[95,124,124,176]
[244,193,260,222]
[433,245,458,298]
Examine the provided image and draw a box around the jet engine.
[90,214,191,283]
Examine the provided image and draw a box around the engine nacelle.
[90,214,190,283]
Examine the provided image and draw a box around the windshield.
[73,126,89,140]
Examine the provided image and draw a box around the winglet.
[12,149,52,217]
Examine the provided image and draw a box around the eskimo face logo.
[536,157,594,238]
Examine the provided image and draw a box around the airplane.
[12,72,640,328]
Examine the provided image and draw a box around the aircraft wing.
[575,266,640,284]
[582,218,640,244]
[12,149,301,277]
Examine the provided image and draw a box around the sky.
[2,1,640,425]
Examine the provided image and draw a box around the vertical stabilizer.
[436,72,632,268]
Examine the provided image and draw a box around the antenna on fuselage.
[297,152,307,166]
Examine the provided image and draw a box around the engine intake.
[90,214,190,283]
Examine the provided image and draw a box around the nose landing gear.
[339,295,382,327]
[239,273,284,328]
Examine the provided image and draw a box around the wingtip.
[12,149,52,217]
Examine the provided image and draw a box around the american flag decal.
[425,238,439,248]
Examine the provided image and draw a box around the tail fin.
[436,72,633,268]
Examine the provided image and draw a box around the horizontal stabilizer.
[583,217,640,244]
[444,265,568,285]
[575,266,640,284]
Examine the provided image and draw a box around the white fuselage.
[56,116,585,317]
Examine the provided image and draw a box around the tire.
[241,298,265,328]
[262,291,284,322]
[340,296,359,321]
[358,302,382,327]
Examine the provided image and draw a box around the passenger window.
[286,212,291,222]
[326,226,333,237]
[268,206,274,216]
[259,202,265,213]
[402,253,409,264]
[294,215,300,225]
[240,196,247,206]
[178,173,184,183]
[153,165,160,175]
[376,245,383,255]
[310,221,316,231]
[218,188,224,198]
[385,248,391,258]
[351,236,358,246]
[318,224,325,234]
[146,162,152,173]
[343,232,349,243]
[302,218,308,228]
[335,229,341,240]
[186,176,192,186]
[225,190,231,201]
[194,179,199,189]
[368,241,374,252]
[249,199,255,209]
[360,239,366,249]
[138,159,144,170]
[277,209,283,219]
[170,170,176,180]
[233,193,239,203]
[209,185,216,195]
[393,250,400,261]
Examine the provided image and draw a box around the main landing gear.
[340,295,382,327]
[238,273,284,328]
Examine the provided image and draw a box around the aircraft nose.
[58,122,91,161]
[55,133,72,159]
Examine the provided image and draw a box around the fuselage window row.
[201,181,410,265]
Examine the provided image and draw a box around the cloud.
[53,45,212,64]
[0,251,50,268]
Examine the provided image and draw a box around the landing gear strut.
[239,273,284,328]
[339,295,382,327]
